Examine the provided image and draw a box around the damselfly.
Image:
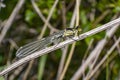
[16,26,81,58]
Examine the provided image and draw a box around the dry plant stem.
[85,23,120,79]
[9,39,19,49]
[0,20,7,30]
[88,44,101,73]
[71,21,120,80]
[69,6,76,28]
[66,0,75,11]
[23,60,34,80]
[9,66,24,80]
[56,2,67,79]
[56,46,68,80]
[59,43,76,80]
[90,44,119,79]
[4,45,14,79]
[0,17,120,76]
[82,39,94,79]
[89,0,96,21]
[31,0,58,32]
[85,46,101,79]
[59,0,81,79]
[90,51,118,79]
[113,36,120,54]
[56,2,77,79]
[23,0,59,79]
[61,1,66,27]
[37,0,59,79]
[38,0,59,39]
[75,0,80,26]
[83,39,94,59]
[92,10,110,27]
[0,0,25,43]
[72,14,119,80]
[85,37,120,80]
[97,53,118,79]
[8,40,22,80]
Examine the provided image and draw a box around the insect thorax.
[63,28,76,37]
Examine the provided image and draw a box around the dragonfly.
[16,26,81,58]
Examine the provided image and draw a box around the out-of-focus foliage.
[0,0,120,80]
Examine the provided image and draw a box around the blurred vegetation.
[0,0,120,80]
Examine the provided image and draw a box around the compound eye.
[75,26,81,32]
[75,26,78,29]
[66,28,73,31]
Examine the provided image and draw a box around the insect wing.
[16,38,50,58]
[16,30,64,58]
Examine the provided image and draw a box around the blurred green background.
[0,0,120,80]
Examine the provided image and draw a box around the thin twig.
[38,0,59,39]
[113,36,120,55]
[0,17,120,76]
[82,39,94,79]
[83,39,94,60]
[90,49,118,79]
[56,1,76,79]
[61,1,66,28]
[31,0,58,32]
[8,39,23,79]
[0,20,6,30]
[85,37,120,80]
[92,10,110,27]
[0,0,25,43]
[22,60,34,80]
[23,0,59,79]
[56,1,67,79]
[56,46,68,80]
[9,66,25,80]
[59,0,81,79]
[37,0,59,79]
[71,17,120,80]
